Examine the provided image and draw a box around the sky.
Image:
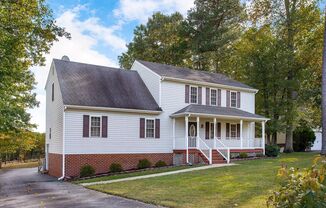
[28,0,195,132]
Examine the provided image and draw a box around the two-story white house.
[45,57,268,178]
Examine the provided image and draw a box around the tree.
[184,0,245,71]
[0,0,70,133]
[118,12,190,69]
[293,123,316,152]
[322,6,326,155]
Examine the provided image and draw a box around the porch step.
[212,150,226,164]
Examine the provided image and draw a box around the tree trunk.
[272,132,277,145]
[321,7,326,155]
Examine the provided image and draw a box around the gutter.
[64,105,162,114]
[58,107,66,180]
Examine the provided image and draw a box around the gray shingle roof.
[137,60,255,90]
[53,59,161,111]
[172,104,266,120]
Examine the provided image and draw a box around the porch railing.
[214,137,230,163]
[197,137,212,164]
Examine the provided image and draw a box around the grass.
[1,160,39,169]
[75,165,200,184]
[88,152,318,208]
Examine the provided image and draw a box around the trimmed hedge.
[155,160,167,167]
[239,152,248,158]
[80,164,95,177]
[109,163,123,173]
[265,145,280,157]
[137,159,151,169]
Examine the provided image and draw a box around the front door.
[188,122,197,147]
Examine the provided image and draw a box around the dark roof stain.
[172,104,266,119]
[53,59,161,111]
[137,60,255,90]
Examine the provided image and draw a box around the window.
[230,124,237,138]
[146,119,155,138]
[90,116,101,137]
[49,128,51,139]
[190,86,198,104]
[210,89,217,106]
[51,83,54,101]
[210,123,215,139]
[230,91,237,107]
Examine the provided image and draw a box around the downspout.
[58,107,66,180]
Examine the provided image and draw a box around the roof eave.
[64,104,162,114]
[163,76,259,93]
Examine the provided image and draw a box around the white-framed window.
[230,91,237,108]
[209,123,215,139]
[90,116,101,137]
[145,119,155,138]
[210,89,217,106]
[230,124,237,138]
[190,86,198,104]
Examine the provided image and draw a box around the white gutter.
[163,76,259,93]
[64,105,161,114]
[58,108,66,180]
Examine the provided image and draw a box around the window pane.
[211,89,217,105]
[146,119,155,138]
[231,92,237,107]
[210,123,214,139]
[230,124,237,138]
[190,87,197,104]
[91,117,101,137]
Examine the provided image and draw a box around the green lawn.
[88,152,318,208]
[75,165,201,184]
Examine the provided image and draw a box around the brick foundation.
[173,149,206,164]
[63,153,173,177]
[48,153,62,177]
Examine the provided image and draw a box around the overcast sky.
[28,0,194,132]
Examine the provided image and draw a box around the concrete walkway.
[81,163,235,186]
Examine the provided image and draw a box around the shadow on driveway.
[0,168,160,208]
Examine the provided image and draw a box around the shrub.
[80,164,95,177]
[267,156,326,207]
[155,160,167,167]
[256,153,264,157]
[293,125,316,152]
[109,163,123,173]
[137,159,151,169]
[239,152,248,158]
[265,145,280,157]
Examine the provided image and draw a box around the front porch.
[171,105,268,164]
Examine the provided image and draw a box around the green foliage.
[109,163,123,173]
[137,159,152,169]
[155,160,167,167]
[0,0,70,133]
[265,145,280,157]
[119,12,190,69]
[80,164,95,177]
[293,124,316,152]
[239,152,248,158]
[267,156,326,208]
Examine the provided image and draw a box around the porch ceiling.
[170,104,268,121]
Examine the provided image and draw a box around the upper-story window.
[90,116,101,137]
[145,119,155,138]
[210,89,217,106]
[190,86,198,104]
[230,91,237,108]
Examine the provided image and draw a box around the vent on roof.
[61,55,70,61]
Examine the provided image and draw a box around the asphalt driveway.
[0,167,159,208]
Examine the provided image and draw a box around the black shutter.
[218,89,221,106]
[155,119,160,138]
[205,122,209,139]
[140,118,145,138]
[217,122,221,138]
[237,124,240,138]
[206,88,210,105]
[83,115,89,137]
[185,85,189,103]
[102,116,108,138]
[226,123,230,138]
[198,87,202,105]
[226,90,230,107]
[237,92,241,108]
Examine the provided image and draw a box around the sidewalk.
[80,163,236,186]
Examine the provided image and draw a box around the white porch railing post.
[240,120,243,149]
[213,118,217,148]
[196,116,200,149]
[227,148,230,163]
[185,116,189,164]
[262,121,265,155]
[209,148,212,164]
[172,118,176,149]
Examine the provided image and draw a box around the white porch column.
[185,116,189,164]
[262,121,265,155]
[240,120,243,149]
[196,117,200,148]
[247,122,250,147]
[213,118,217,148]
[172,118,176,149]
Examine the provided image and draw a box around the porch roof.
[171,104,268,121]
